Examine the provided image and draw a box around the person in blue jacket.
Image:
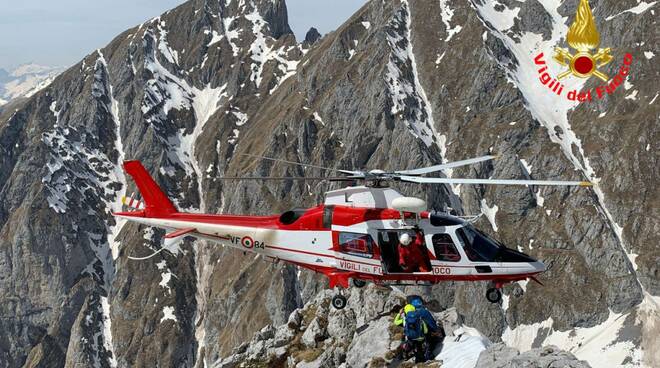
[410,297,438,331]
[409,296,444,360]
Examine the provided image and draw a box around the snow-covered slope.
[467,1,659,366]
[0,63,63,105]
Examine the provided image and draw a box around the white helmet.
[399,233,412,245]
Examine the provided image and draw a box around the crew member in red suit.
[398,232,431,272]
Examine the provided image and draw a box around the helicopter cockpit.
[335,220,542,276]
[329,186,544,286]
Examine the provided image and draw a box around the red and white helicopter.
[114,155,592,309]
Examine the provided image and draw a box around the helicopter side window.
[338,232,375,258]
[456,226,501,262]
[432,234,461,262]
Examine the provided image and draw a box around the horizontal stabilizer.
[165,227,196,239]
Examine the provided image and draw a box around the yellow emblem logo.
[553,0,613,81]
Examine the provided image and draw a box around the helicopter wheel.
[352,279,367,288]
[486,288,502,303]
[331,294,348,309]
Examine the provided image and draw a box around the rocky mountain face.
[0,0,657,367]
[212,286,591,367]
[0,64,63,107]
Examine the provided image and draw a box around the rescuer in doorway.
[398,232,431,273]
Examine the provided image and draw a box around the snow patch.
[159,271,173,294]
[519,159,532,174]
[480,199,499,232]
[228,129,240,145]
[650,93,658,105]
[223,16,241,56]
[605,1,657,20]
[475,0,521,32]
[231,110,248,126]
[436,334,490,368]
[348,39,359,60]
[100,297,118,368]
[439,0,463,41]
[161,306,177,323]
[535,190,545,207]
[230,9,299,94]
[502,310,643,367]
[156,19,179,65]
[245,9,270,87]
[312,111,326,126]
[435,51,446,65]
[208,30,224,47]
[624,80,633,90]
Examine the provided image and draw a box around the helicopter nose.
[531,260,546,273]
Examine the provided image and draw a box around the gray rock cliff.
[0,0,657,367]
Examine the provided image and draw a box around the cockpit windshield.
[456,225,502,262]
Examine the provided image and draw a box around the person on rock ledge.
[393,303,428,363]
[409,296,444,360]
[393,296,444,363]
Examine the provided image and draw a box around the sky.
[0,0,366,71]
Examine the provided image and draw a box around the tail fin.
[123,160,177,217]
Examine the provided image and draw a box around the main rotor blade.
[395,155,497,175]
[239,153,361,175]
[215,176,357,181]
[398,176,593,187]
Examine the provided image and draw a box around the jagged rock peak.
[304,27,322,45]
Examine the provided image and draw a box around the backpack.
[404,310,425,340]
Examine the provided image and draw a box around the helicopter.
[113,155,592,309]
